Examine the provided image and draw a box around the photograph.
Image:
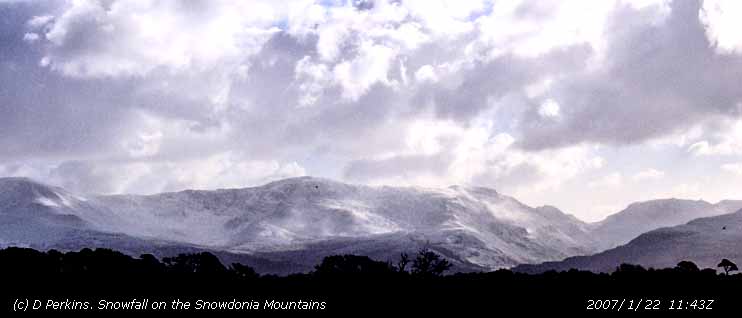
[1,0,741,315]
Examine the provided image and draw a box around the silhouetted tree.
[314,255,395,277]
[8,244,742,314]
[717,259,738,275]
[700,268,717,276]
[675,261,700,272]
[397,253,410,273]
[614,263,646,274]
[163,252,227,275]
[138,254,165,274]
[411,248,452,277]
[231,263,259,280]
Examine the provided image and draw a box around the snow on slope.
[515,208,742,273]
[95,177,598,268]
[0,176,596,270]
[590,199,742,250]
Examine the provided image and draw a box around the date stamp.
[586,298,715,312]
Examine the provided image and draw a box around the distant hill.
[590,198,742,250]
[515,208,742,273]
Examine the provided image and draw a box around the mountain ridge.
[513,208,742,274]
[3,176,741,274]
[590,198,742,250]
[0,176,596,271]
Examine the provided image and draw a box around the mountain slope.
[0,176,596,271]
[0,178,310,274]
[515,208,742,273]
[94,177,598,268]
[590,199,742,250]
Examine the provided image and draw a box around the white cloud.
[472,0,670,61]
[294,56,332,107]
[38,0,281,78]
[524,78,554,99]
[538,99,560,118]
[402,0,483,36]
[721,163,742,175]
[122,130,163,159]
[348,115,604,197]
[26,15,54,28]
[588,172,623,188]
[700,0,742,54]
[414,64,438,83]
[22,32,39,42]
[647,123,705,148]
[3,153,306,196]
[333,41,396,100]
[632,168,665,181]
[688,120,742,156]
[315,18,351,62]
[147,153,306,194]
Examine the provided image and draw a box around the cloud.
[518,0,742,150]
[632,168,665,181]
[2,0,742,221]
[2,153,306,195]
[22,32,38,42]
[332,41,397,100]
[721,163,742,175]
[344,116,605,195]
[537,99,560,118]
[588,172,623,189]
[700,0,742,54]
[35,0,283,78]
[414,64,437,83]
[687,119,742,156]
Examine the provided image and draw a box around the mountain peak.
[592,197,732,250]
[263,176,349,187]
[625,198,710,208]
[0,177,60,199]
[0,176,45,186]
[0,177,86,211]
[259,176,362,194]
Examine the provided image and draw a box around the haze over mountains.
[511,199,742,273]
[591,199,742,250]
[1,176,739,274]
[515,209,742,273]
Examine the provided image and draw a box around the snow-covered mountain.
[591,199,742,250]
[0,177,299,273]
[514,208,742,273]
[0,176,596,271]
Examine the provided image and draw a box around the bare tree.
[411,248,452,277]
[397,253,409,273]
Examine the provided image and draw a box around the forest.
[1,246,739,315]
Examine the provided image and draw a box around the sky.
[1,0,742,222]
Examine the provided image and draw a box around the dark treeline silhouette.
[0,247,452,279]
[1,246,740,314]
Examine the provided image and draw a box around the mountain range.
[514,208,742,273]
[1,176,739,274]
[590,199,742,250]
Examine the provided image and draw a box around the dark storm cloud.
[418,44,593,122]
[518,0,742,150]
[0,2,136,160]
